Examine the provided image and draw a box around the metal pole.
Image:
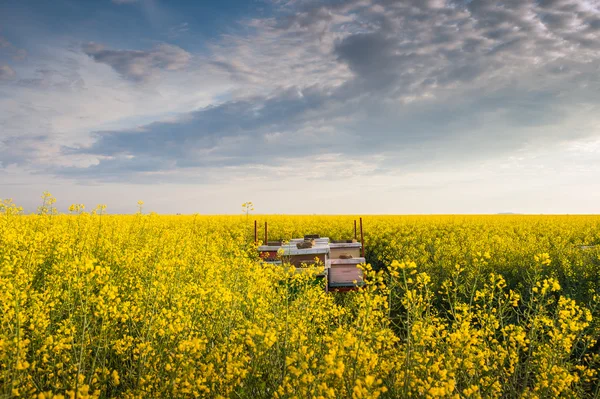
[254,220,257,244]
[354,220,357,240]
[264,221,268,244]
[360,217,364,257]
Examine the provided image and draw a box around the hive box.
[329,241,362,259]
[328,257,365,287]
[258,243,330,268]
[282,245,329,279]
[257,243,284,262]
[280,245,329,267]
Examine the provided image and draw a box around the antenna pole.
[360,217,364,257]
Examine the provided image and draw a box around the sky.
[1,0,600,214]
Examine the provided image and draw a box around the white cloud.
[13,49,27,61]
[0,44,233,173]
[0,65,16,79]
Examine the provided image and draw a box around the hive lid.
[280,246,330,256]
[258,245,284,251]
[329,242,362,248]
[289,237,330,243]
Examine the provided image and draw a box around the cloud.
[48,0,600,182]
[0,65,16,80]
[333,32,399,89]
[0,41,232,179]
[5,0,600,193]
[63,87,333,176]
[0,36,27,61]
[60,81,599,182]
[16,67,84,89]
[168,22,190,39]
[0,135,49,167]
[12,49,27,61]
[82,42,191,81]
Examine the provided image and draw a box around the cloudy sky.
[1,0,600,214]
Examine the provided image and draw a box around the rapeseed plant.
[0,200,599,398]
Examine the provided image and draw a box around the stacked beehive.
[327,240,364,289]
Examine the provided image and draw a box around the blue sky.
[1,0,600,214]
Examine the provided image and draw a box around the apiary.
[255,219,366,291]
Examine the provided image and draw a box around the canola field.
[1,197,600,398]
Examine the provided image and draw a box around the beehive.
[328,257,365,287]
[258,242,283,262]
[281,245,329,267]
[329,240,362,259]
[258,241,330,269]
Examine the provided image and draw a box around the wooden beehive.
[279,244,329,267]
[329,240,362,259]
[258,242,283,262]
[259,238,330,262]
[328,257,365,287]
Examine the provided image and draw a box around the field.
[1,197,600,398]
